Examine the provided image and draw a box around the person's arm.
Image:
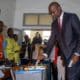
[3,40,7,59]
[71,14,80,63]
[46,23,56,57]
[40,24,56,61]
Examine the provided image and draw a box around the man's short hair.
[7,28,13,34]
[48,2,61,13]
[49,2,60,8]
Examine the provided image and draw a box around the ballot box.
[15,66,46,80]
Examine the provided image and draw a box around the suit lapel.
[61,13,69,34]
[53,20,62,41]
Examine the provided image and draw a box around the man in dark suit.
[46,2,80,80]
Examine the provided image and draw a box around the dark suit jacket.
[47,12,80,62]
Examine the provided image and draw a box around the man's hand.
[37,53,48,60]
[72,54,80,64]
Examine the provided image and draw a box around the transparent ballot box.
[15,66,46,80]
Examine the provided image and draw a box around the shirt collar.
[59,11,64,20]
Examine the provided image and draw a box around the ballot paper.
[35,60,40,66]
[68,60,73,67]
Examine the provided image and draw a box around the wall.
[13,0,53,30]
[0,0,80,29]
[14,0,80,30]
[0,0,16,27]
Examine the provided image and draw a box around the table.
[0,65,15,80]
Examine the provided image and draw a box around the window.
[23,14,38,26]
[23,13,52,26]
[39,14,52,26]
